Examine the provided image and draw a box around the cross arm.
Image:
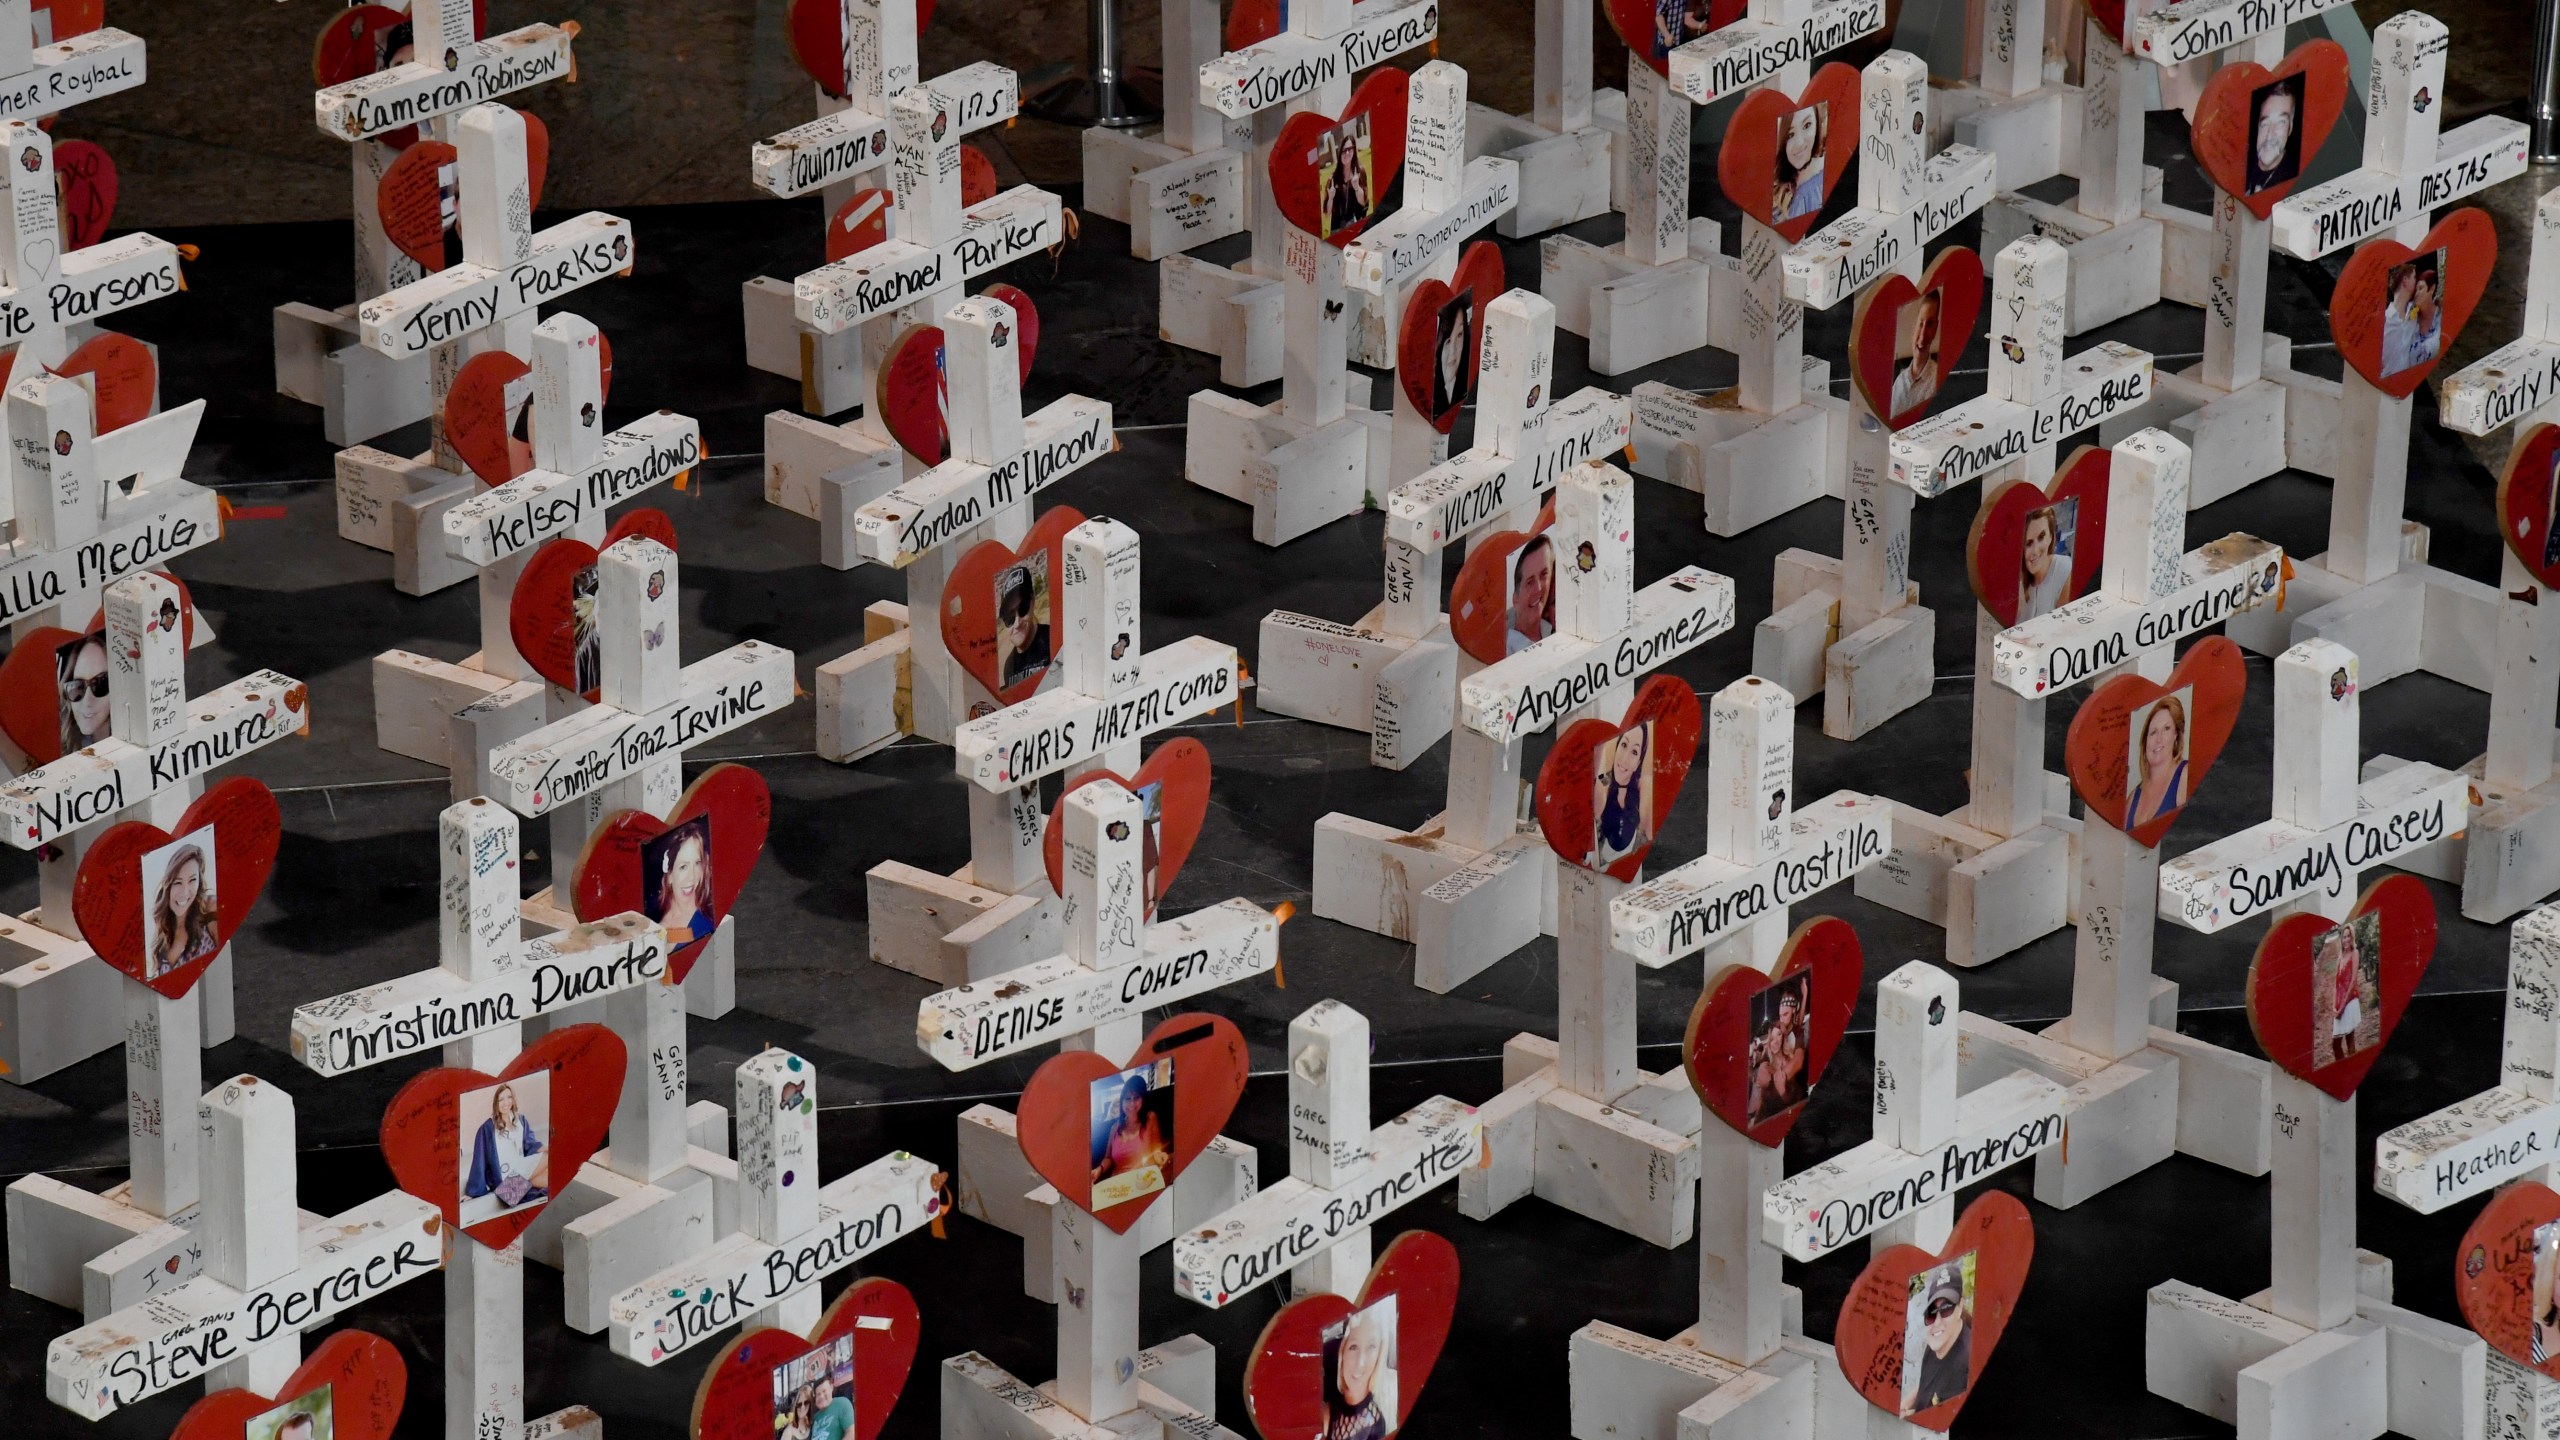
[1611,792,1890,963]
[1457,566,1733,744]
[1381,388,1630,552]
[1889,343,2154,495]
[1341,156,1519,295]
[1780,146,1995,309]
[1665,0,1886,105]
[1986,534,2282,697]
[851,397,1114,567]
[2374,1087,2560,1213]
[0,668,308,848]
[2134,0,2355,65]
[0,475,215,629]
[0,230,186,344]
[1759,1069,2067,1260]
[443,411,705,565]
[2158,763,2465,933]
[793,186,1063,334]
[751,61,1019,198]
[2443,334,2560,435]
[313,24,575,142]
[0,27,146,124]
[487,640,796,816]
[358,211,635,358]
[2270,117,2528,259]
[953,636,1238,789]
[1195,0,1438,119]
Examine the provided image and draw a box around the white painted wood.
[2269,1074,2358,1331]
[1778,54,1994,310]
[2375,903,2560,1211]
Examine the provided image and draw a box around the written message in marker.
[1342,160,1517,293]
[2443,336,2560,435]
[795,187,1063,333]
[2271,117,2527,259]
[488,643,796,816]
[954,637,1238,790]
[314,25,573,140]
[1988,535,2284,698]
[290,917,666,1075]
[444,413,704,565]
[0,669,306,848]
[916,900,1277,1067]
[1612,794,1890,963]
[2375,1089,2560,1213]
[1780,146,1994,310]
[750,61,1017,197]
[1889,344,2153,496]
[1458,567,1734,745]
[1382,389,1630,551]
[853,399,1114,567]
[0,483,216,627]
[1761,1072,2067,1259]
[2159,767,2464,932]
[2133,0,2355,64]
[1666,0,1884,104]
[359,212,634,357]
[1198,0,1438,117]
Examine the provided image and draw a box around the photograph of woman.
[142,835,222,982]
[1745,973,1812,1128]
[995,556,1052,692]
[1319,115,1373,240]
[1089,1059,1174,1209]
[770,1337,856,1440]
[1888,291,1943,425]
[1506,535,1555,655]
[2312,911,2382,1066]
[1430,287,1473,421]
[1900,1256,1975,1416]
[642,815,717,947]
[571,563,602,695]
[246,1387,331,1440]
[1592,720,1656,869]
[2017,500,2075,620]
[55,630,109,755]
[459,1075,551,1227]
[2129,689,2191,827]
[1772,102,1827,225]
[2380,250,2445,379]
[1320,1296,1399,1440]
[2244,72,2304,195]
[2532,1218,2560,1366]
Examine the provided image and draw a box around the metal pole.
[1025,0,1159,129]
[2536,0,2560,162]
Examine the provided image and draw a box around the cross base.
[0,911,231,1084]
[274,301,434,448]
[1629,363,1850,537]
[1255,612,1453,768]
[952,1105,1256,1302]
[1160,254,1284,389]
[1311,809,1556,993]
[1980,179,2172,335]
[943,1338,1237,1440]
[1541,215,1720,376]
[2366,748,2560,925]
[1854,789,2078,968]
[2097,334,2343,509]
[1083,129,1248,261]
[814,601,917,763]
[1753,551,1934,742]
[1573,1308,1916,1440]
[335,446,483,596]
[1942,81,2081,194]
[1465,97,1619,238]
[1184,390,1387,547]
[743,277,870,418]
[2224,545,2497,694]
[864,858,1066,988]
[762,412,908,569]
[1459,1034,1700,1248]
[2146,1259,2486,1440]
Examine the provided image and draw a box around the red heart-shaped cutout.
[1039,737,1211,920]
[379,1021,625,1249]
[1395,240,1504,433]
[2498,423,2560,588]
[1269,69,1410,248]
[509,511,680,700]
[962,143,996,206]
[875,282,1040,464]
[2087,0,2126,41]
[569,763,769,983]
[941,504,1084,709]
[2328,207,2494,399]
[688,1277,921,1440]
[38,0,107,45]
[0,584,199,766]
[2243,873,2435,1101]
[378,139,457,271]
[1534,674,1703,879]
[787,0,939,94]
[71,776,281,999]
[1016,1012,1247,1232]
[312,4,412,88]
[1718,64,1859,243]
[1683,914,1861,1146]
[52,137,114,250]
[1225,0,1279,49]
[1852,246,1985,431]
[1242,1230,1459,1440]
[445,350,532,485]
[1446,497,1556,665]
[1834,1190,2034,1430]
[2455,1181,2560,1378]
[52,330,153,435]
[2064,635,2247,848]
[827,187,893,264]
[2190,41,2349,219]
[1602,0,1746,76]
[169,1329,406,1440]
[1966,444,2110,628]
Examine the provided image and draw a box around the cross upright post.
[1461,0,1617,237]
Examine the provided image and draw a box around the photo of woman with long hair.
[1592,721,1656,868]
[2017,501,2074,620]
[1320,116,1373,240]
[55,630,109,755]
[1320,1296,1398,1440]
[643,815,717,946]
[143,836,222,982]
[1773,103,1827,225]
[1745,974,1812,1127]
[459,1075,551,1226]
[2312,911,2381,1066]
[2129,690,2190,826]
[1089,1059,1174,1209]
[2533,1219,2560,1366]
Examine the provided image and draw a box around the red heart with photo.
[2455,1181,2560,1379]
[1041,737,1211,921]
[0,582,199,767]
[1269,69,1410,248]
[1718,63,1860,243]
[2494,422,2560,588]
[1603,0,1746,76]
[72,776,282,1000]
[1966,444,2111,628]
[1243,1230,1459,1440]
[826,187,893,264]
[689,1278,920,1440]
[1015,1012,1248,1232]
[569,763,770,983]
[2190,41,2349,219]
[941,504,1085,710]
[508,509,679,700]
[445,331,614,487]
[2244,873,2435,1101]
[169,1329,406,1440]
[376,110,547,271]
[312,4,412,89]
[1834,1190,2034,1430]
[1534,674,1702,879]
[1395,241,1504,434]
[788,0,938,95]
[1446,497,1555,665]
[876,282,1039,464]
[2328,207,2494,399]
[2063,635,2247,848]
[1684,914,1862,1147]
[1851,246,1985,431]
[54,331,156,435]
[379,1021,625,1249]
[52,137,115,250]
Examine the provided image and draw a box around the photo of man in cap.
[1900,1255,1974,1415]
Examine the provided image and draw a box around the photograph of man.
[1900,1254,1975,1416]
[771,1335,857,1440]
[2380,250,2445,379]
[2244,72,2305,194]
[2016,499,2076,620]
[1506,534,1555,654]
[995,554,1053,691]
[1089,1058,1175,1209]
[1321,1295,1399,1440]
[54,630,108,755]
[1745,971,1813,1127]
[1888,291,1944,425]
[1591,720,1656,868]
[2128,688,2191,827]
[1773,103,1827,224]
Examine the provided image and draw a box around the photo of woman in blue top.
[2129,691,2189,827]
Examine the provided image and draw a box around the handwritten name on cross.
[0,0,143,127]
[1196,0,1437,120]
[750,0,1016,202]
[0,365,209,631]
[1779,52,1994,310]
[2445,186,2560,435]
[1340,63,1516,296]
[313,0,572,145]
[1668,0,1886,106]
[2134,0,2356,66]
[2375,902,2560,1210]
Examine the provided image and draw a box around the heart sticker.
[1040,737,1211,920]
[2243,873,2435,1101]
[72,777,282,999]
[1833,1190,2034,1430]
[1717,63,1860,243]
[1446,497,1556,665]
[1395,240,1504,433]
[509,510,680,700]
[0,584,198,767]
[689,1277,921,1439]
[1966,444,2110,628]
[827,187,892,264]
[1533,674,1703,879]
[941,504,1085,710]
[2190,41,2349,218]
[569,762,770,982]
[2328,207,2494,399]
[2455,1181,2560,1379]
[1603,0,1746,76]
[2063,635,2247,848]
[52,137,114,250]
[53,330,154,434]
[379,1021,625,1249]
[169,1329,406,1440]
[312,4,413,88]
[875,282,1039,464]
[1016,1012,1248,1232]
[1683,914,1861,1146]
[1269,69,1410,248]
[1242,1230,1459,1440]
[1852,246,1985,431]
[376,110,549,270]
[788,0,938,94]
[2497,423,2560,588]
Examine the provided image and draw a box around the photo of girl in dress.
[571,563,602,695]
[55,630,108,754]
[1773,103,1828,225]
[2533,1218,2560,1366]
[1317,113,1375,241]
[1900,1253,1975,1416]
[1745,971,1813,1128]
[142,832,221,982]
[1430,287,1474,422]
[246,1386,332,1440]
[2381,249,2445,379]
[1887,291,1944,426]
[1089,1057,1174,1209]
[2312,910,2383,1066]
[1591,719,1656,868]
[643,814,717,947]
[2017,499,2077,620]
[1321,1294,1399,1440]
[458,1072,551,1227]
[2244,72,2305,195]
[2128,688,2191,827]
[996,553,1053,692]
[1506,534,1556,655]
[770,1334,857,1440]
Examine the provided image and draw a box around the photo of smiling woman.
[1089,1058,1174,1209]
[2311,910,2382,1066]
[1900,1253,1975,1416]
[2017,500,2076,620]
[1745,972,1812,1128]
[643,815,716,947]
[142,833,221,982]
[458,1072,551,1227]
[2128,688,2191,827]
[1592,720,1656,868]
[1773,102,1827,225]
[55,630,108,755]
[1322,1295,1399,1440]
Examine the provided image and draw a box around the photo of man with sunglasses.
[1901,1257,1974,1415]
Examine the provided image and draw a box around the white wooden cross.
[1936,0,2073,193]
[811,293,1112,762]
[1258,288,1629,767]
[2377,903,2560,1215]
[0,0,143,126]
[283,0,578,447]
[46,1074,444,1417]
[1081,0,1248,259]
